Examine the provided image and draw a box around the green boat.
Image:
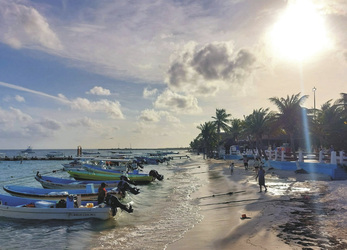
[67,170,162,184]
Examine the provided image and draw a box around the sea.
[0,149,206,250]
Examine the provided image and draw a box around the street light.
[312,87,316,119]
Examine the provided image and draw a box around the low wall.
[268,160,338,179]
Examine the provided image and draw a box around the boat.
[67,169,163,184]
[82,151,100,155]
[0,193,133,220]
[3,184,124,201]
[62,157,95,171]
[35,173,120,189]
[46,151,64,158]
[21,146,35,154]
[83,158,133,173]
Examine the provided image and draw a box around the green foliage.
[190,92,347,155]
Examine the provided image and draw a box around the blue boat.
[0,193,133,220]
[35,173,120,189]
[3,184,123,201]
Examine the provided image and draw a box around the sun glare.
[269,0,330,61]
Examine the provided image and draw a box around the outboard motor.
[36,171,41,178]
[149,170,164,181]
[105,193,133,216]
[120,175,137,185]
[117,180,140,196]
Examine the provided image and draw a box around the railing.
[265,149,346,165]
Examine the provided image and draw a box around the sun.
[269,0,330,62]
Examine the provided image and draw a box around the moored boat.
[35,173,120,189]
[0,193,133,220]
[67,169,162,184]
[21,146,35,154]
[62,157,95,171]
[46,151,64,158]
[3,184,123,201]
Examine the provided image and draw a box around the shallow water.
[0,150,206,250]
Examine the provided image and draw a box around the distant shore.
[167,158,347,250]
[0,156,74,161]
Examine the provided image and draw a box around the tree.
[212,109,231,154]
[243,108,274,159]
[312,99,347,151]
[229,118,244,143]
[196,122,218,159]
[269,93,308,158]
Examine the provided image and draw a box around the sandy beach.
[167,158,347,250]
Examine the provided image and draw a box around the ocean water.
[0,150,206,250]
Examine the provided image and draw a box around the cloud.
[138,109,181,124]
[166,41,256,96]
[154,89,202,114]
[143,87,158,99]
[8,107,32,123]
[37,118,61,130]
[67,116,103,130]
[0,1,62,50]
[70,98,124,119]
[86,86,111,96]
[0,81,125,119]
[138,109,161,122]
[0,107,61,138]
[0,81,70,104]
[15,95,25,102]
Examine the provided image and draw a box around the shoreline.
[167,158,347,250]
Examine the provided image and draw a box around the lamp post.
[312,87,316,119]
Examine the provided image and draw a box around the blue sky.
[0,0,346,149]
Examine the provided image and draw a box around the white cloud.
[67,116,103,130]
[70,98,124,119]
[154,89,202,114]
[0,107,61,139]
[138,109,161,122]
[138,109,181,126]
[143,87,158,99]
[0,1,62,50]
[9,107,32,123]
[86,86,111,96]
[15,95,25,102]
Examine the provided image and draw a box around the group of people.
[229,157,267,193]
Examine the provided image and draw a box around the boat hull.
[3,185,123,201]
[35,175,120,189]
[0,194,113,220]
[68,170,154,184]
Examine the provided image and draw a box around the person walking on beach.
[243,156,248,170]
[98,182,107,204]
[230,162,234,175]
[256,166,267,193]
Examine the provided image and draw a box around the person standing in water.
[256,166,267,193]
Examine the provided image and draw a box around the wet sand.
[167,158,347,250]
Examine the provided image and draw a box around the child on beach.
[256,166,267,193]
[230,162,234,175]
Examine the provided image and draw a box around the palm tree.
[243,108,274,159]
[311,99,346,151]
[269,93,308,159]
[197,122,218,159]
[212,109,232,155]
[229,118,244,144]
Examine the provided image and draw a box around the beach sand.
[167,158,347,250]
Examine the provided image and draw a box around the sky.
[0,0,346,150]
